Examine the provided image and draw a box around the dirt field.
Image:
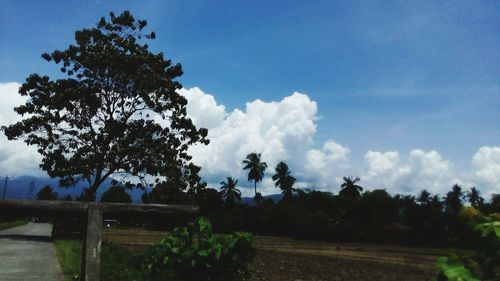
[102,228,437,281]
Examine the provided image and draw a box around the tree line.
[37,151,499,248]
[163,152,499,248]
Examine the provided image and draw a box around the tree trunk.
[82,177,102,202]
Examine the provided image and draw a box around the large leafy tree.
[272,161,296,200]
[2,11,209,201]
[219,177,241,207]
[339,176,363,198]
[242,152,267,197]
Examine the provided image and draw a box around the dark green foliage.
[434,215,500,281]
[101,244,145,281]
[147,181,193,205]
[417,189,431,205]
[2,11,208,201]
[242,152,267,197]
[444,184,464,216]
[198,188,224,214]
[55,239,145,281]
[147,163,208,205]
[101,185,132,203]
[219,177,241,207]
[339,176,363,199]
[491,195,500,213]
[253,192,264,204]
[467,187,485,209]
[142,217,255,281]
[208,185,499,247]
[36,185,58,200]
[272,161,297,200]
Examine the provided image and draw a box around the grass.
[54,240,145,281]
[54,240,82,281]
[0,219,28,231]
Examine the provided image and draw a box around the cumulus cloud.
[180,87,498,197]
[0,82,44,177]
[0,83,498,198]
[179,88,353,196]
[183,90,322,184]
[363,150,411,191]
[303,141,351,188]
[177,87,226,129]
[472,146,500,195]
[362,149,462,195]
[0,82,25,125]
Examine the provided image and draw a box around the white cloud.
[472,146,500,195]
[0,82,25,125]
[0,82,43,177]
[183,91,322,189]
[180,88,355,196]
[362,149,462,195]
[0,83,498,198]
[177,87,225,129]
[179,87,499,198]
[362,150,411,191]
[303,141,351,188]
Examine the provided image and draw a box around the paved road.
[0,222,64,281]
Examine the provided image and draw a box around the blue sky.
[0,1,499,195]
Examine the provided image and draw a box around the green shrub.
[433,214,500,281]
[142,217,255,281]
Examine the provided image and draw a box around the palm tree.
[272,161,297,200]
[466,187,484,208]
[253,192,264,204]
[219,177,241,206]
[280,176,296,201]
[417,189,431,205]
[444,184,464,216]
[242,152,267,197]
[339,176,363,198]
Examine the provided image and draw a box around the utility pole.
[2,176,8,200]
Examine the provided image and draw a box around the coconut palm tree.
[280,176,296,201]
[253,192,264,204]
[466,187,484,208]
[242,152,267,197]
[417,189,431,205]
[272,161,297,200]
[219,177,241,206]
[444,184,464,215]
[339,176,363,198]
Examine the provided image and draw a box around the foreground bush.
[143,217,255,281]
[434,212,500,281]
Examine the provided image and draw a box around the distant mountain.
[241,194,283,206]
[0,175,148,203]
[0,175,283,205]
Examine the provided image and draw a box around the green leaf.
[474,221,500,238]
[143,218,255,281]
[436,256,481,281]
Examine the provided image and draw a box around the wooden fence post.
[81,203,103,281]
[0,200,199,281]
